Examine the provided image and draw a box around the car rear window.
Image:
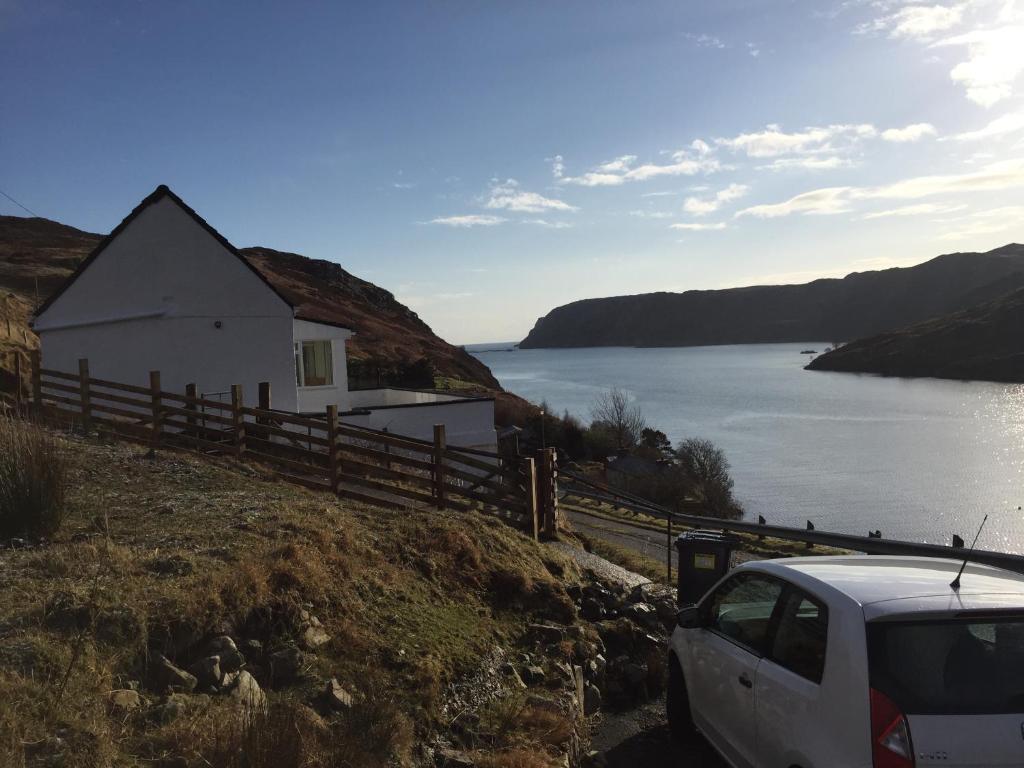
[868,616,1024,715]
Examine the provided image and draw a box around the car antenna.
[950,514,988,591]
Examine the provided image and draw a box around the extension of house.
[31,185,496,450]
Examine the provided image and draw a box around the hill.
[0,215,498,390]
[805,287,1024,382]
[519,245,1024,349]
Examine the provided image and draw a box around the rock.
[499,662,527,689]
[187,656,222,689]
[108,689,142,713]
[225,670,265,709]
[323,678,353,710]
[528,623,565,645]
[269,646,307,686]
[624,603,661,632]
[583,682,602,716]
[580,597,604,622]
[519,665,546,686]
[151,693,210,724]
[622,662,649,688]
[583,583,616,609]
[574,640,598,661]
[152,654,197,694]
[596,619,635,656]
[204,636,245,673]
[565,625,585,640]
[240,639,264,660]
[566,584,583,601]
[583,750,609,768]
[435,747,476,767]
[24,735,66,767]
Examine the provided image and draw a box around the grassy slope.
[0,434,578,767]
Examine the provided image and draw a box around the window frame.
[764,586,830,685]
[700,572,789,658]
[294,340,335,389]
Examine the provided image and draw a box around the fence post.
[78,358,91,435]
[525,456,539,541]
[185,383,197,431]
[433,423,447,510]
[258,382,271,425]
[326,404,339,493]
[231,384,245,457]
[13,352,22,413]
[535,447,558,539]
[149,371,162,454]
[30,349,41,412]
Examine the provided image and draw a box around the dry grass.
[0,432,579,766]
[0,417,69,539]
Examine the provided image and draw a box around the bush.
[0,418,68,539]
[676,437,741,518]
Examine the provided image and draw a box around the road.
[565,506,681,572]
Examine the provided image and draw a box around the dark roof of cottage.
[33,185,351,331]
[607,454,668,478]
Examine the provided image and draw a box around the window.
[770,591,829,683]
[295,340,333,387]
[868,616,1024,715]
[705,574,784,654]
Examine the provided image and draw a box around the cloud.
[486,179,578,212]
[881,122,938,141]
[737,157,1024,218]
[683,32,726,49]
[641,191,677,197]
[629,210,676,219]
[747,42,761,57]
[736,187,854,218]
[682,183,750,215]
[523,218,573,229]
[716,123,876,158]
[669,221,728,231]
[428,214,506,227]
[548,154,565,179]
[856,3,966,40]
[392,181,416,189]
[861,202,968,219]
[559,149,720,187]
[937,25,1024,107]
[935,205,1024,239]
[953,108,1024,139]
[758,156,857,171]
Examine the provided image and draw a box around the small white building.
[32,185,496,449]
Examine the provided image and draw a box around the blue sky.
[2,1,1024,343]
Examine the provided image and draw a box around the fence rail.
[5,354,561,540]
[560,470,1024,575]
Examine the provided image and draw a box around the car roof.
[740,556,1024,617]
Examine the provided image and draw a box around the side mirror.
[676,605,703,629]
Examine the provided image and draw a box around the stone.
[225,670,266,709]
[624,603,661,632]
[565,625,585,640]
[151,693,210,725]
[269,646,307,686]
[324,678,353,710]
[583,750,609,768]
[301,624,331,651]
[108,689,142,713]
[528,623,565,645]
[499,662,527,689]
[583,682,602,716]
[187,656,222,690]
[204,636,245,673]
[435,747,475,767]
[240,639,264,659]
[153,654,197,694]
[519,665,546,685]
[596,619,635,656]
[622,662,649,687]
[580,597,604,622]
[574,640,598,661]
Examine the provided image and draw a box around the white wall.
[293,319,353,413]
[348,388,462,408]
[34,195,298,409]
[341,398,497,450]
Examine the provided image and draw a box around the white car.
[667,555,1024,768]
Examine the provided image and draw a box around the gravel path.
[546,540,652,590]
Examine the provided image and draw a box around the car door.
[755,587,831,768]
[687,573,786,768]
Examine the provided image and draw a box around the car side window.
[704,573,784,654]
[770,590,829,684]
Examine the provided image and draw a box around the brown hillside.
[0,215,498,391]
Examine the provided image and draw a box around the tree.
[676,437,741,518]
[638,427,674,460]
[590,388,646,451]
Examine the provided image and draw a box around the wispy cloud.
[559,145,720,187]
[682,183,750,215]
[758,156,857,171]
[683,32,726,49]
[952,107,1024,140]
[715,123,876,158]
[881,122,938,142]
[936,205,1024,239]
[428,214,506,227]
[523,218,574,229]
[855,3,966,40]
[737,157,1024,218]
[486,178,578,212]
[669,221,728,231]
[629,210,676,219]
[861,202,968,219]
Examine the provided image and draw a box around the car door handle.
[738,673,753,689]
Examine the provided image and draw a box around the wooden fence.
[3,353,559,540]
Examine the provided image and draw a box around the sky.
[2,1,1024,344]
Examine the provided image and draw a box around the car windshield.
[868,616,1024,715]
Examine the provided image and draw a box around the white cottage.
[33,185,496,448]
